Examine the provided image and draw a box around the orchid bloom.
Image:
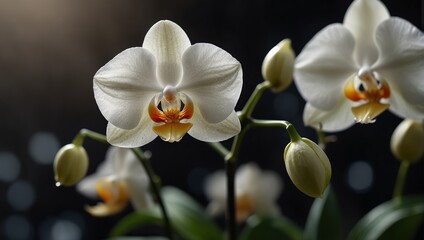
[77,147,153,216]
[294,0,424,132]
[94,20,242,147]
[205,163,283,222]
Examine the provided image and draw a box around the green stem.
[132,148,173,240]
[73,129,174,239]
[393,161,410,202]
[239,81,270,121]
[208,142,230,159]
[250,119,299,141]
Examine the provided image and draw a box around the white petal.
[106,109,157,147]
[94,47,160,129]
[372,18,424,116]
[179,43,243,123]
[142,20,191,87]
[294,24,357,110]
[303,101,356,132]
[76,147,119,198]
[204,171,226,202]
[255,171,283,202]
[343,0,390,66]
[388,87,424,120]
[126,177,154,211]
[188,110,241,142]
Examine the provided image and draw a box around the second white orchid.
[94,20,243,147]
[295,0,424,131]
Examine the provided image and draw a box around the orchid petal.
[94,47,160,129]
[142,20,191,87]
[303,101,356,132]
[294,24,357,110]
[388,87,424,120]
[188,110,241,142]
[179,43,242,123]
[373,18,424,116]
[126,177,154,211]
[85,202,127,217]
[343,0,390,66]
[76,148,119,198]
[106,109,157,147]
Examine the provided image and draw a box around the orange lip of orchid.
[343,70,391,123]
[85,177,129,217]
[148,86,194,142]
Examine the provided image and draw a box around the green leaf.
[239,215,303,240]
[110,186,223,240]
[304,186,341,240]
[160,187,224,240]
[110,210,163,237]
[348,195,424,240]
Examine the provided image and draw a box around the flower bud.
[390,119,424,163]
[54,144,89,186]
[284,137,331,198]
[261,39,295,92]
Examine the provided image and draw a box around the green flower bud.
[261,39,295,92]
[284,137,331,198]
[54,144,89,186]
[390,119,424,163]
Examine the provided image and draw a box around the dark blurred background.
[0,0,422,239]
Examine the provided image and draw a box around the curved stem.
[132,148,173,239]
[239,81,270,121]
[393,161,410,202]
[74,129,174,239]
[207,142,230,159]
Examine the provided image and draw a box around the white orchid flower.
[77,147,153,217]
[295,0,424,132]
[205,163,283,222]
[94,20,243,147]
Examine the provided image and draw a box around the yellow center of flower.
[85,178,129,217]
[236,194,255,222]
[148,86,194,142]
[343,69,391,123]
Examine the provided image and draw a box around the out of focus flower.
[77,147,153,216]
[261,39,295,92]
[391,119,424,163]
[295,0,424,132]
[94,20,242,147]
[205,163,283,222]
[284,137,331,198]
[54,144,89,187]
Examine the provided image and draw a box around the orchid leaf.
[110,186,223,240]
[348,195,424,240]
[239,215,303,240]
[304,186,341,240]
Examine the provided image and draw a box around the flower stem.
[132,148,173,239]
[239,81,270,122]
[393,161,410,202]
[74,129,174,239]
[225,155,237,240]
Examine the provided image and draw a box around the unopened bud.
[284,136,331,198]
[54,144,89,186]
[261,39,295,92]
[390,119,424,163]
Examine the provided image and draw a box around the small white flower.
[77,147,153,216]
[94,20,243,147]
[205,163,283,222]
[295,0,424,131]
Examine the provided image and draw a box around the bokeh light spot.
[51,219,82,240]
[28,132,60,164]
[3,215,33,240]
[0,152,21,182]
[7,180,36,211]
[347,161,374,193]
